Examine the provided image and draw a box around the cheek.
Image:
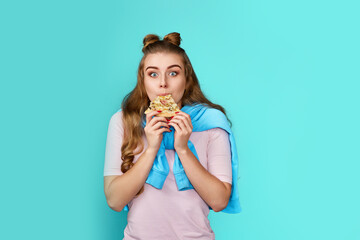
[173,76,186,88]
[179,77,186,92]
[144,79,156,100]
[144,78,155,90]
[173,79,186,99]
[143,77,151,88]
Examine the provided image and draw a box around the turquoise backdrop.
[1,0,359,239]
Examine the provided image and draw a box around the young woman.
[104,32,241,239]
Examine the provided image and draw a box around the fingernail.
[175,112,179,114]
[157,110,162,112]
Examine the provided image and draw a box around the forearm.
[176,148,229,212]
[107,148,158,211]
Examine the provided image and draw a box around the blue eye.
[169,71,177,76]
[150,72,158,77]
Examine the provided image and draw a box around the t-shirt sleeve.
[104,111,124,176]
[206,128,232,184]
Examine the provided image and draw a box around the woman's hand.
[144,111,171,152]
[168,111,193,152]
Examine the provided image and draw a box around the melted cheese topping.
[144,94,180,114]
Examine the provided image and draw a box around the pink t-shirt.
[104,111,232,240]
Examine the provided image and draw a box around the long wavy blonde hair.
[120,32,232,196]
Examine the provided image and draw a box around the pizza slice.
[144,94,180,117]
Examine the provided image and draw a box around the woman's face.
[143,52,186,109]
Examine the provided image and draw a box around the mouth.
[158,93,171,96]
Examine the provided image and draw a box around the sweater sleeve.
[206,128,232,184]
[104,111,124,176]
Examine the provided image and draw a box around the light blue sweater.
[119,103,241,214]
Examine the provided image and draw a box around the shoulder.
[207,127,229,138]
[191,128,228,143]
[108,110,124,131]
[110,110,123,120]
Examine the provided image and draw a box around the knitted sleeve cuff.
[173,170,194,191]
[145,168,169,189]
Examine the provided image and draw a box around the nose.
[160,74,167,88]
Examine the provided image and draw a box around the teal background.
[0,0,359,239]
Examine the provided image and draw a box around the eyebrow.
[145,64,182,71]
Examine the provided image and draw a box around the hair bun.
[142,34,160,52]
[163,32,181,47]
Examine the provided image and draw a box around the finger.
[149,117,168,128]
[172,115,189,129]
[146,110,162,125]
[152,121,170,130]
[155,126,172,135]
[169,122,181,132]
[170,116,191,132]
[176,118,188,132]
[182,112,193,129]
[168,121,182,132]
[173,112,192,129]
[148,116,167,127]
